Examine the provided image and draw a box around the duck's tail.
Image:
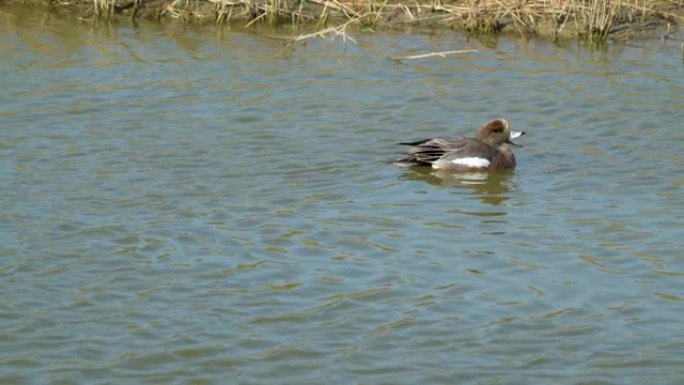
[394,156,431,167]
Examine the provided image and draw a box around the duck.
[395,118,525,171]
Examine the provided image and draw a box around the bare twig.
[292,16,361,43]
[275,16,362,58]
[390,49,478,61]
[244,10,266,27]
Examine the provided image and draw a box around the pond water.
[2,5,684,384]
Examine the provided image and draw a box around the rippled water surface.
[2,5,684,384]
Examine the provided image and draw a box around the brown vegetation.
[19,0,684,41]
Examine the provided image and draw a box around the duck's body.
[396,118,524,171]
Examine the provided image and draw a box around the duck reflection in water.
[399,167,515,206]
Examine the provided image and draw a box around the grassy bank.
[13,0,684,41]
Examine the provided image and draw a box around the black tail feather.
[394,156,431,167]
[398,139,428,146]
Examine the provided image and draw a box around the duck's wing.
[398,137,466,148]
[397,137,492,165]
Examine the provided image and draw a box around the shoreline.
[4,0,683,42]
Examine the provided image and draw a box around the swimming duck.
[396,118,525,170]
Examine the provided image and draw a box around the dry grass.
[54,0,684,40]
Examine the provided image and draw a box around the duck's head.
[477,118,525,147]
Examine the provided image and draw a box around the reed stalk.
[39,0,684,41]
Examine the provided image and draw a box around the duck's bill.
[507,131,526,147]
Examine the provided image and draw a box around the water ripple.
[3,7,684,385]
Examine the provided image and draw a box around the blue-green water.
[2,6,684,384]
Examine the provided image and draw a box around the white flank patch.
[510,131,524,139]
[450,157,490,168]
